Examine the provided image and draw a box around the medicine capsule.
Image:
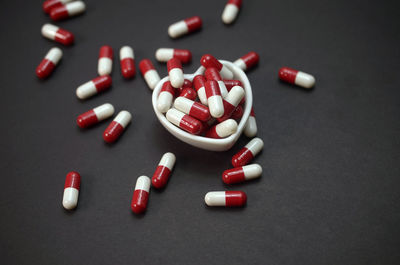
[224,79,243,91]
[168,16,202,38]
[119,46,136,79]
[36,47,62,79]
[205,80,224,118]
[139,59,160,90]
[204,191,247,207]
[234,51,259,71]
[103,110,132,143]
[222,0,242,24]
[98,45,113,76]
[157,81,176,113]
[131,176,151,214]
[200,54,234,79]
[222,164,262,184]
[232,137,264,167]
[166,108,203,135]
[205,67,228,97]
[193,75,208,105]
[174,97,211,122]
[231,105,243,120]
[155,48,192,64]
[62,171,81,210]
[179,87,197,100]
[205,119,237,138]
[152,152,176,189]
[279,67,315,89]
[217,85,245,122]
[76,103,114,128]
[41,23,74,46]
[167,58,184,88]
[43,0,73,14]
[50,1,86,21]
[244,107,257,137]
[76,75,112,100]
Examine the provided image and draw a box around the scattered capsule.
[204,191,247,207]
[131,176,150,214]
[62,171,81,210]
[205,67,228,97]
[205,80,224,118]
[193,75,208,105]
[244,107,257,137]
[139,59,160,90]
[179,87,197,100]
[155,48,192,64]
[224,79,243,91]
[103,111,132,143]
[43,0,73,14]
[76,103,114,128]
[41,23,74,46]
[234,51,259,71]
[205,119,237,139]
[98,45,113,76]
[200,54,234,79]
[166,108,203,135]
[168,16,202,38]
[232,137,264,167]
[222,0,242,24]
[222,164,262,184]
[76,75,112,100]
[157,81,176,113]
[36,47,62,79]
[174,97,211,122]
[50,1,86,21]
[119,46,136,79]
[279,67,315,89]
[167,58,184,88]
[217,85,245,122]
[152,152,176,189]
[231,105,244,120]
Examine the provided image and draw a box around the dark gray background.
[1,0,399,264]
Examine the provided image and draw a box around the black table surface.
[1,0,399,264]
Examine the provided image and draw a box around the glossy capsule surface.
[205,80,224,118]
[76,75,112,100]
[193,75,208,105]
[179,87,197,100]
[36,47,62,79]
[76,103,114,128]
[157,81,176,113]
[222,0,242,24]
[168,16,202,38]
[119,46,136,79]
[139,59,160,90]
[232,137,264,167]
[50,1,86,21]
[131,176,150,214]
[231,105,243,121]
[205,67,228,97]
[166,108,203,135]
[205,119,237,139]
[205,191,247,207]
[98,45,113,76]
[62,171,81,210]
[279,67,315,89]
[217,85,244,122]
[43,0,73,14]
[244,107,257,137]
[222,164,262,184]
[155,48,192,64]
[174,97,211,122]
[103,110,131,143]
[41,23,74,46]
[167,58,184,88]
[200,54,233,79]
[234,51,259,71]
[152,152,176,189]
[224,79,243,91]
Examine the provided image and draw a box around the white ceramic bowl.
[152,60,253,151]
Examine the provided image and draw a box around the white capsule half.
[159,152,176,170]
[155,48,174,62]
[222,4,240,24]
[233,58,246,71]
[168,21,188,38]
[98,57,112,76]
[41,23,59,40]
[197,86,208,105]
[65,1,86,16]
[169,68,184,88]
[93,103,114,121]
[135,176,151,192]
[220,64,234,79]
[120,46,134,59]
[45,47,63,64]
[215,119,237,137]
[246,138,264,155]
[62,187,79,210]
[114,111,132,128]
[157,91,174,113]
[144,69,160,90]
[225,86,244,106]
[243,164,262,180]
[204,191,226,206]
[208,95,224,118]
[76,81,96,99]
[295,72,316,89]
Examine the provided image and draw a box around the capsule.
[244,107,257,137]
[279,67,315,89]
[204,191,247,207]
[131,176,150,214]
[222,164,262,184]
[155,48,192,64]
[205,119,237,139]
[222,0,242,24]
[41,23,74,46]
[50,1,86,21]
[166,108,203,135]
[205,67,228,97]
[76,103,114,128]
[152,152,176,189]
[224,79,243,91]
[139,59,160,90]
[174,97,211,122]
[157,81,175,113]
[168,16,202,38]
[76,75,112,100]
[231,105,244,120]
[179,87,197,100]
[205,80,224,118]
[193,75,208,105]
[234,51,259,71]
[232,137,264,167]
[119,46,136,79]
[36,47,62,79]
[98,45,113,76]
[103,111,132,143]
[217,85,245,122]
[200,54,234,79]
[43,0,73,14]
[62,171,81,210]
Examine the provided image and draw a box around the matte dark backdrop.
[1,0,399,264]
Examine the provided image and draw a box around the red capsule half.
[131,176,150,214]
[179,87,197,100]
[103,111,132,143]
[151,152,176,189]
[232,138,264,167]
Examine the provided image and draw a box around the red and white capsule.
[43,0,73,14]
[131,176,150,214]
[76,75,112,100]
[62,171,81,210]
[166,108,203,135]
[168,16,202,38]
[103,111,132,143]
[205,119,238,139]
[200,54,234,79]
[193,75,208,105]
[157,81,175,113]
[167,58,184,88]
[279,67,315,89]
[205,67,229,98]
[244,107,257,137]
[119,46,135,79]
[36,47,62,79]
[98,45,113,76]
[155,48,192,64]
[222,164,262,184]
[76,103,114,128]
[204,191,247,207]
[179,87,197,100]
[224,79,243,91]
[222,0,242,24]
[151,152,176,189]
[41,23,74,46]
[205,80,224,118]
[217,85,245,122]
[50,1,86,21]
[234,51,259,71]
[139,59,160,90]
[232,137,264,167]
[231,105,244,120]
[174,97,211,122]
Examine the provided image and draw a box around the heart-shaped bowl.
[152,60,253,151]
